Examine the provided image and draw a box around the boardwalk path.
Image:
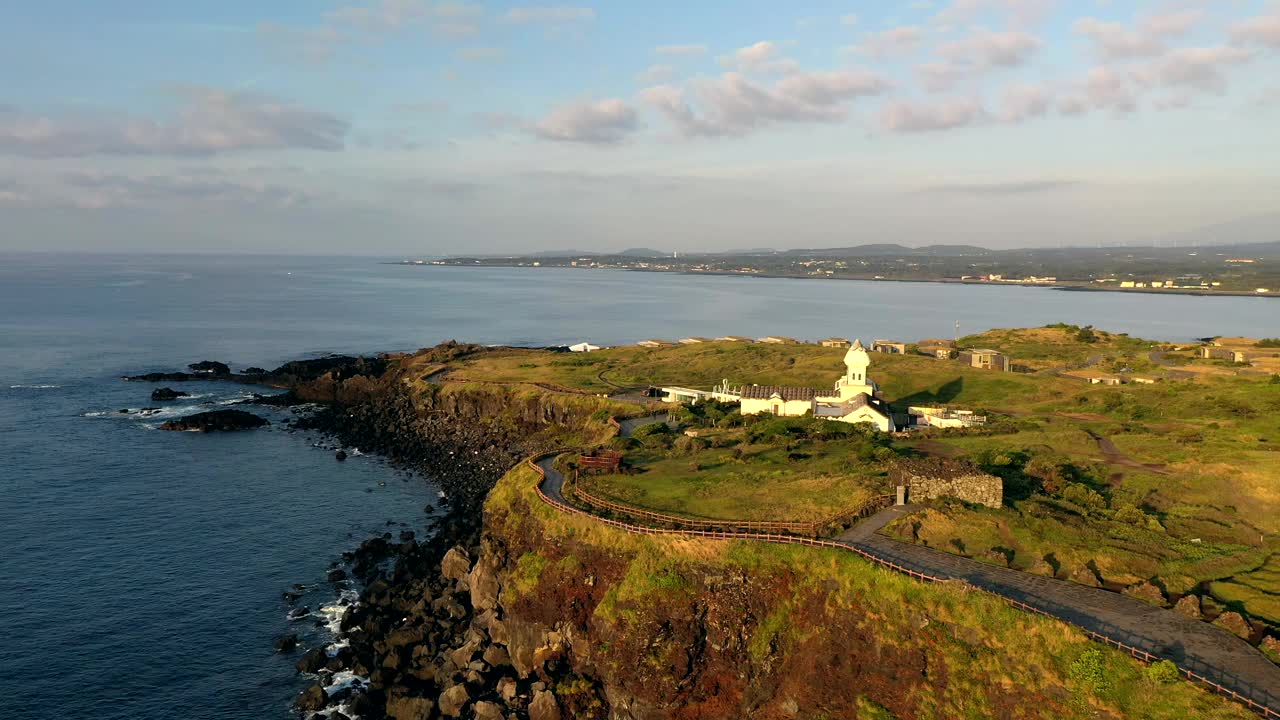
[536,433,1280,715]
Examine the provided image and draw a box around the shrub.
[1146,660,1180,685]
[1062,483,1107,515]
[1069,647,1109,697]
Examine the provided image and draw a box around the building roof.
[816,392,892,418]
[963,348,1004,355]
[740,385,819,401]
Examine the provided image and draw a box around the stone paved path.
[537,458,1280,714]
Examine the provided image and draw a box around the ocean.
[1,253,1275,720]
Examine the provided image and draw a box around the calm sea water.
[1,253,1276,720]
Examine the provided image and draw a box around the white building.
[738,339,894,432]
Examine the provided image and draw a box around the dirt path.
[535,458,1280,716]
[1085,429,1171,475]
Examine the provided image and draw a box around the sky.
[1,0,1278,255]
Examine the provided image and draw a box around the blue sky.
[2,0,1278,254]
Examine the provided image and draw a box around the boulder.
[294,684,328,712]
[441,546,472,583]
[1121,582,1166,607]
[1173,594,1202,619]
[1260,635,1280,663]
[273,633,298,653]
[150,387,189,401]
[473,700,505,720]
[160,409,268,432]
[1213,611,1253,639]
[327,568,348,582]
[336,450,348,461]
[482,644,511,669]
[438,683,470,717]
[385,692,435,720]
[469,553,502,612]
[497,677,519,703]
[1068,565,1100,588]
[188,360,231,375]
[296,647,329,674]
[528,690,561,720]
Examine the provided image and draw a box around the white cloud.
[635,64,676,85]
[938,29,1041,67]
[1136,46,1253,93]
[655,44,708,56]
[998,83,1049,122]
[854,26,925,58]
[641,68,890,138]
[915,62,965,92]
[1057,66,1137,114]
[720,41,800,74]
[532,98,638,143]
[503,6,595,24]
[0,89,349,158]
[879,96,986,132]
[1073,11,1204,61]
[55,170,311,210]
[1231,11,1280,48]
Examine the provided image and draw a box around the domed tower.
[835,339,876,399]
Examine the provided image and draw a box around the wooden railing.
[524,452,1280,720]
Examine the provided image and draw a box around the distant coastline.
[389,262,1279,300]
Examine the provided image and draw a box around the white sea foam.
[10,384,61,389]
[318,589,359,640]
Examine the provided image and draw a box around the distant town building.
[907,406,987,429]
[715,335,754,342]
[637,339,674,348]
[1199,347,1250,363]
[757,336,800,345]
[678,337,711,344]
[820,338,850,348]
[568,342,601,352]
[958,349,1011,372]
[872,340,908,354]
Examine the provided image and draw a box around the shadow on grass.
[892,377,964,408]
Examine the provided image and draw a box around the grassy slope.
[441,330,1280,626]
[487,462,1253,720]
[579,439,879,522]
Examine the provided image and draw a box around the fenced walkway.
[531,453,1280,718]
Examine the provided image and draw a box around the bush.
[1069,647,1109,697]
[1062,483,1107,515]
[1145,660,1180,685]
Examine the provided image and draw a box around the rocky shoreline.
[132,346,572,718]
[285,379,565,718]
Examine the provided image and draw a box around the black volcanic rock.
[160,409,268,432]
[125,372,197,382]
[150,387,189,401]
[188,360,231,376]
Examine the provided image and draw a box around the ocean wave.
[318,589,359,639]
[9,384,62,389]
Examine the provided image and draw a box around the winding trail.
[533,428,1280,717]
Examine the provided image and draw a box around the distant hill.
[780,243,991,257]
[618,247,667,257]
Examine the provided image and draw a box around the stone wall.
[895,458,1003,508]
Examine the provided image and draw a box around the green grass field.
[578,437,881,522]
[443,326,1280,633]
